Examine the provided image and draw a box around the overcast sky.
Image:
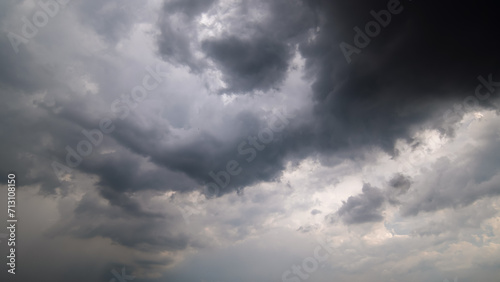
[1,0,500,281]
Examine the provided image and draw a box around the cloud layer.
[1,0,500,281]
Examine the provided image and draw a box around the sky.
[1,0,500,281]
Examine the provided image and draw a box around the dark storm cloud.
[157,19,206,72]
[157,0,315,93]
[298,0,500,154]
[2,0,498,207]
[34,97,201,196]
[337,183,386,224]
[0,0,162,196]
[86,153,201,194]
[156,0,218,72]
[40,88,300,200]
[104,109,300,196]
[97,0,500,200]
[0,36,56,92]
[43,107,204,203]
[201,36,293,93]
[0,53,76,195]
[154,0,500,196]
[2,0,500,279]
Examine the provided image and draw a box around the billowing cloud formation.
[201,35,293,93]
[158,0,315,93]
[1,0,500,281]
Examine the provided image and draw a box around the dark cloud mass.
[149,0,500,198]
[299,0,500,154]
[154,0,500,192]
[1,0,500,281]
[201,35,293,93]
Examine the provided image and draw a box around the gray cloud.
[157,0,315,93]
[201,35,293,93]
[164,0,218,18]
[311,209,322,215]
[336,183,386,225]
[386,173,411,205]
[72,0,148,44]
[2,0,500,281]
[47,190,190,252]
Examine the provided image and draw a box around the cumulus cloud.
[336,183,386,225]
[1,0,500,281]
